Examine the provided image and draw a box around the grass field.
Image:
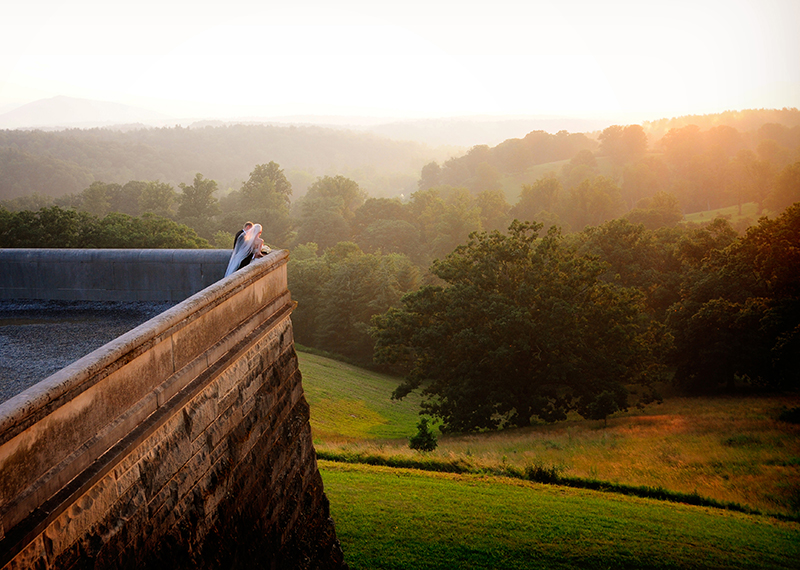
[683,202,766,226]
[298,350,800,568]
[299,351,800,518]
[322,461,800,570]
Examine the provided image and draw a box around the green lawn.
[299,350,800,518]
[299,350,422,441]
[322,461,800,570]
[297,350,800,568]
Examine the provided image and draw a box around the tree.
[289,243,420,364]
[286,243,330,344]
[111,180,147,216]
[405,188,447,249]
[475,189,510,233]
[731,150,774,214]
[305,175,366,222]
[509,177,561,222]
[372,220,653,432]
[240,161,292,210]
[578,217,684,318]
[766,161,800,213]
[356,219,422,259]
[428,187,482,261]
[80,181,118,218]
[660,125,704,174]
[351,197,408,237]
[667,205,800,392]
[231,162,293,246]
[621,156,670,209]
[598,125,648,169]
[624,191,683,230]
[418,161,441,191]
[177,173,220,221]
[295,199,351,252]
[409,418,438,452]
[566,176,624,230]
[139,181,177,218]
[0,206,209,248]
[0,206,96,247]
[560,149,598,190]
[472,161,501,193]
[584,390,621,427]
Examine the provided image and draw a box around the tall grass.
[298,351,800,518]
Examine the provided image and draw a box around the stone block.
[43,472,119,561]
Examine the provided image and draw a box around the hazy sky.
[1,0,798,122]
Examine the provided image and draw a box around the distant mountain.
[0,96,172,129]
[0,95,615,147]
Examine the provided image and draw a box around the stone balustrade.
[0,250,346,569]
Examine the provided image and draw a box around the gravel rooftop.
[0,300,176,404]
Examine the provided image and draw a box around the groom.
[233,221,254,249]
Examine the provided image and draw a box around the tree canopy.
[0,206,210,248]
[372,220,658,432]
[667,204,800,392]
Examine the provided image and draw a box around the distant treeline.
[420,118,800,216]
[641,107,800,142]
[0,124,452,201]
[0,207,209,249]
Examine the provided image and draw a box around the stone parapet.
[0,249,231,302]
[0,250,347,569]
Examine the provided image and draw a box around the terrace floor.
[0,300,175,403]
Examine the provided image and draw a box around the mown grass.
[298,351,800,518]
[298,350,422,440]
[682,202,768,225]
[321,461,800,570]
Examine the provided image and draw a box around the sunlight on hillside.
[300,350,800,518]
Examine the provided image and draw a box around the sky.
[1,0,798,123]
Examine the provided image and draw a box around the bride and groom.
[224,221,271,277]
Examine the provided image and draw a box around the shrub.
[778,407,800,424]
[409,418,438,452]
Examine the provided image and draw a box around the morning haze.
[0,0,799,568]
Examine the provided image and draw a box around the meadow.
[299,349,800,568]
[683,202,765,226]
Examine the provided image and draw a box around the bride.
[224,223,265,277]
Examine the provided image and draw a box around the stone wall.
[0,250,346,569]
[0,249,231,302]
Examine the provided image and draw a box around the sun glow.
[0,0,798,121]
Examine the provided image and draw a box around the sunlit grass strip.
[316,450,800,522]
[321,461,800,570]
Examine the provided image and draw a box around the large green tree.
[139,181,178,218]
[372,221,655,432]
[224,161,293,246]
[177,173,220,238]
[305,175,366,222]
[667,205,800,392]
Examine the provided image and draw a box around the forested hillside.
[2,109,799,429]
[641,107,800,142]
[0,124,455,201]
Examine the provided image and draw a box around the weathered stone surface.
[0,249,231,302]
[0,250,347,569]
